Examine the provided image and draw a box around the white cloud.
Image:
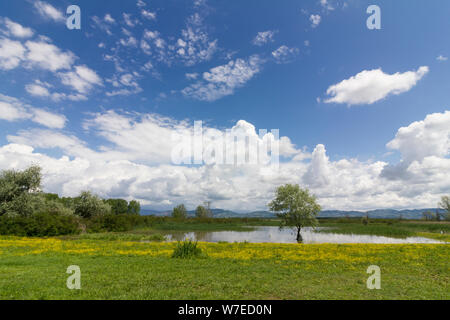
[319,0,334,11]
[30,108,67,129]
[380,111,450,199]
[310,14,321,28]
[104,14,115,24]
[141,10,156,20]
[0,95,30,121]
[182,55,264,101]
[1,110,449,211]
[385,111,450,164]
[119,36,138,47]
[123,13,139,28]
[252,30,276,46]
[25,40,76,72]
[106,72,142,96]
[272,45,299,64]
[137,0,147,8]
[175,13,218,66]
[325,66,429,105]
[186,72,199,80]
[437,55,448,62]
[59,65,103,94]
[25,83,50,97]
[0,38,26,70]
[0,17,34,38]
[34,1,65,23]
[0,94,66,128]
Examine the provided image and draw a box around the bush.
[172,204,187,219]
[172,240,204,259]
[86,214,142,233]
[0,212,80,237]
[74,191,111,218]
[0,166,42,217]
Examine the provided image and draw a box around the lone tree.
[268,184,321,243]
[172,204,187,219]
[196,201,213,218]
[195,205,208,218]
[438,196,450,220]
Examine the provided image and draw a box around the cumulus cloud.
[34,1,65,23]
[0,94,66,129]
[1,109,448,211]
[25,40,76,72]
[0,17,34,38]
[92,15,115,35]
[386,111,450,163]
[325,66,429,105]
[25,82,50,97]
[59,65,103,94]
[319,0,334,11]
[310,14,321,28]
[437,55,448,62]
[141,10,156,20]
[272,45,299,64]
[252,30,276,46]
[0,38,26,70]
[182,55,264,101]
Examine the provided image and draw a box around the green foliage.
[128,200,141,215]
[268,184,321,242]
[195,205,211,218]
[172,240,204,259]
[438,196,450,220]
[74,191,111,218]
[87,214,142,233]
[172,204,187,219]
[105,199,129,215]
[0,212,80,237]
[0,166,42,217]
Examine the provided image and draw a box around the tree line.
[0,165,141,218]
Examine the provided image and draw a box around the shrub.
[195,205,212,218]
[74,191,111,218]
[128,200,141,215]
[171,240,204,259]
[0,212,80,237]
[172,204,187,219]
[87,214,134,233]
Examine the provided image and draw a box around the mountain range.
[141,208,445,220]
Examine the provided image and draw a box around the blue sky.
[0,0,449,211]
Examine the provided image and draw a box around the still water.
[164,226,445,244]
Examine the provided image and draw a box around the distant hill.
[141,208,446,219]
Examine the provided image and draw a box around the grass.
[172,240,205,259]
[0,235,448,300]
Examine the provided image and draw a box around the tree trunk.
[296,227,303,243]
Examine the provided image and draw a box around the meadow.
[0,219,448,300]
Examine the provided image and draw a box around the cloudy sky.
[0,0,449,212]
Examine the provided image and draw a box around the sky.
[0,0,449,212]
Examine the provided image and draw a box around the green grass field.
[0,219,448,300]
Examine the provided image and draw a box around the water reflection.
[165,226,445,244]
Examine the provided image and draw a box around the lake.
[163,226,445,244]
